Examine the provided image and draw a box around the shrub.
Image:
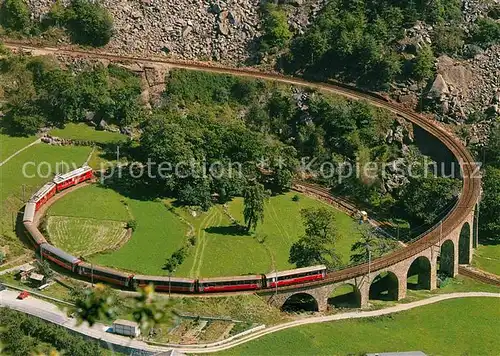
[412,45,435,81]
[0,0,31,33]
[260,4,292,52]
[432,24,464,55]
[65,0,114,47]
[10,114,47,136]
[472,18,500,48]
[488,4,500,19]
[292,194,300,202]
[188,235,197,246]
[127,219,137,231]
[0,251,5,264]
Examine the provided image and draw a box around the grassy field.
[46,216,128,257]
[0,133,38,162]
[89,198,189,274]
[176,193,361,277]
[46,185,361,277]
[47,184,189,274]
[218,297,500,356]
[0,143,91,263]
[49,123,127,143]
[48,184,130,221]
[472,244,500,276]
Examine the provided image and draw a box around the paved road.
[1,289,498,354]
[0,138,41,167]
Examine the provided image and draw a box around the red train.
[23,166,328,294]
[53,166,93,192]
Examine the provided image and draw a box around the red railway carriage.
[77,262,133,287]
[198,275,262,293]
[53,166,93,192]
[31,182,57,211]
[133,275,196,293]
[24,222,47,246]
[265,265,327,288]
[23,202,36,223]
[40,243,81,272]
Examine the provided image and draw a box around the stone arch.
[439,239,455,277]
[328,283,361,308]
[369,271,399,301]
[281,292,319,312]
[459,222,471,264]
[407,256,431,290]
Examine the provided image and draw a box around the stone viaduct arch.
[407,256,432,290]
[262,206,478,312]
[459,222,472,264]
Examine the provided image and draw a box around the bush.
[260,4,292,52]
[292,194,300,202]
[0,250,5,264]
[432,24,464,55]
[65,0,113,47]
[472,18,500,48]
[488,4,500,19]
[0,0,31,33]
[188,235,197,246]
[412,45,435,81]
[10,114,47,136]
[127,219,137,231]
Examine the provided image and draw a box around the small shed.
[29,272,45,286]
[112,319,140,337]
[17,265,35,281]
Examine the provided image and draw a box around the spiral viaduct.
[5,42,482,311]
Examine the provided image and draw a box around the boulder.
[427,74,449,100]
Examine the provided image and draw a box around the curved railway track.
[4,41,482,292]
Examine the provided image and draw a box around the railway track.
[3,41,482,292]
[458,266,500,287]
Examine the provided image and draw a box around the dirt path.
[0,138,41,167]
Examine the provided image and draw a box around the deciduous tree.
[243,180,268,231]
[289,207,342,268]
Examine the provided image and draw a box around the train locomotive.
[22,165,328,294]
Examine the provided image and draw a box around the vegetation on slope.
[0,308,103,356]
[0,0,113,47]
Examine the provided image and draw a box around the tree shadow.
[328,292,361,308]
[204,224,250,236]
[478,235,500,246]
[99,170,163,201]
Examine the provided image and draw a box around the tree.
[399,176,461,225]
[37,260,54,279]
[177,178,213,211]
[260,4,292,52]
[243,180,267,231]
[350,226,397,264]
[432,23,464,55]
[9,114,46,135]
[132,285,166,334]
[74,283,118,326]
[289,207,342,268]
[163,247,188,273]
[65,0,114,47]
[0,0,31,33]
[479,166,500,244]
[412,45,435,81]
